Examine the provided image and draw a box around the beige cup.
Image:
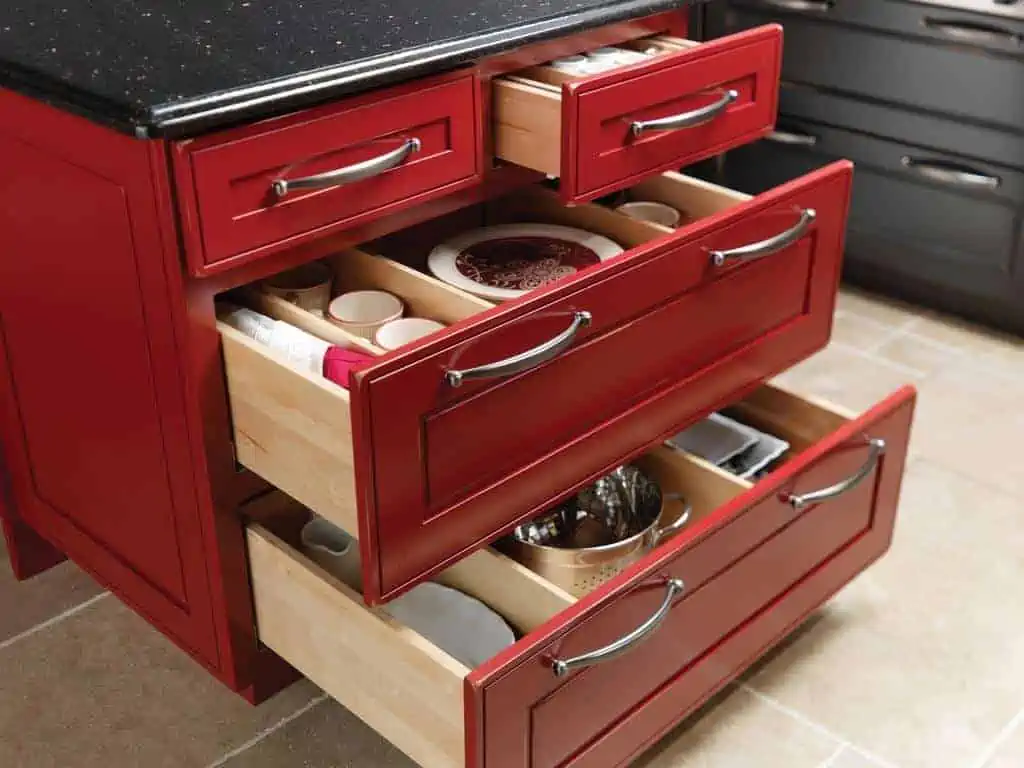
[375,317,446,351]
[615,201,681,228]
[328,290,404,340]
[263,262,333,316]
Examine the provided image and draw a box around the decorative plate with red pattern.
[427,224,623,301]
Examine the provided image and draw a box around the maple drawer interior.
[216,172,750,542]
[244,383,857,768]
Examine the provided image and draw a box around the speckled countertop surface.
[0,0,699,138]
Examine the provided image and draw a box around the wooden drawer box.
[494,25,783,203]
[218,162,854,604]
[245,383,916,768]
[173,73,480,276]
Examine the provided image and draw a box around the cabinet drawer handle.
[784,438,886,511]
[631,90,738,138]
[922,17,1022,46]
[551,578,685,677]
[272,137,421,198]
[900,156,1001,190]
[445,310,592,388]
[708,208,816,266]
[766,129,818,147]
[757,0,834,12]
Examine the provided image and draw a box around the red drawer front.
[564,25,782,202]
[350,161,854,603]
[468,387,916,768]
[174,74,480,276]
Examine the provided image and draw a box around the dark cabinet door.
[697,119,1024,333]
[707,0,1024,133]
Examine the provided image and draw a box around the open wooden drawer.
[245,382,915,768]
[494,26,783,202]
[219,162,854,604]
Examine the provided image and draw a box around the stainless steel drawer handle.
[758,0,834,11]
[708,208,816,267]
[631,90,738,138]
[551,578,685,677]
[784,438,886,511]
[901,156,1001,190]
[445,310,592,388]
[272,137,421,198]
[766,129,818,147]
[923,17,1022,46]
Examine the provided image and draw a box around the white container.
[375,317,446,351]
[615,201,681,228]
[328,290,404,341]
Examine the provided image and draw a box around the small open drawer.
[245,383,915,768]
[494,26,783,202]
[219,162,854,604]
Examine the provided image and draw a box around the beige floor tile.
[635,686,839,768]
[831,313,900,352]
[747,459,1024,768]
[872,333,963,377]
[216,699,412,768]
[836,288,919,331]
[981,713,1024,768]
[0,597,320,768]
[909,363,1024,497]
[0,536,105,644]
[905,311,1024,381]
[771,344,922,414]
[828,747,888,768]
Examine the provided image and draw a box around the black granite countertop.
[0,0,700,138]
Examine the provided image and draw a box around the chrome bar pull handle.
[445,311,592,388]
[766,129,818,147]
[708,208,816,266]
[759,0,834,11]
[272,137,421,198]
[631,90,738,138]
[922,17,1022,46]
[901,156,1000,190]
[784,438,886,511]
[551,578,685,677]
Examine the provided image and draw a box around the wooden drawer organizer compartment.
[245,382,915,768]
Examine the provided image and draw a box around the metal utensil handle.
[901,156,1001,190]
[551,578,685,677]
[654,497,692,545]
[785,438,886,511]
[758,0,834,11]
[445,310,592,388]
[631,90,738,138]
[923,17,1022,46]
[766,129,818,147]
[709,208,816,266]
[272,137,421,197]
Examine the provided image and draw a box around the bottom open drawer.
[245,383,915,768]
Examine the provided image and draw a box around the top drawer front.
[568,25,782,200]
[175,74,479,276]
[711,1,1024,130]
[353,162,852,602]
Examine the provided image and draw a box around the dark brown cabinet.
[700,0,1024,335]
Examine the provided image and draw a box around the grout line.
[966,705,1024,768]
[818,744,848,768]
[825,340,927,379]
[204,692,330,768]
[740,684,901,768]
[0,591,111,653]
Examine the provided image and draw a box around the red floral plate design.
[427,224,623,301]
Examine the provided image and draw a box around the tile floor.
[2,287,1023,768]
